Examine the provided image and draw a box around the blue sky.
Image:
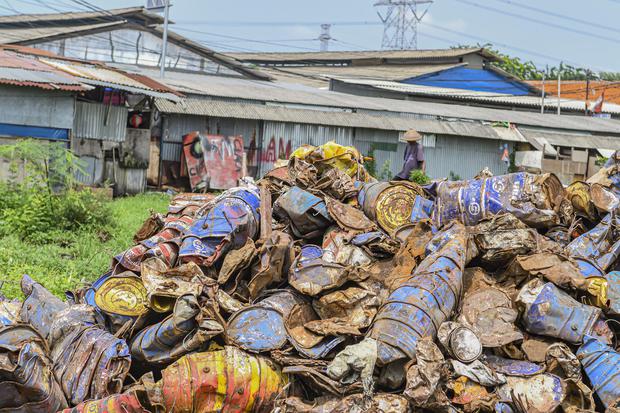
[7,0,620,72]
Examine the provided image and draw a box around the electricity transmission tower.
[375,0,433,50]
[319,24,332,52]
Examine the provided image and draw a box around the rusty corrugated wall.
[74,102,128,142]
[259,121,354,176]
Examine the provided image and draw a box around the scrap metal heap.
[2,141,620,412]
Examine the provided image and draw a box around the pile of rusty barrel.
[2,141,620,412]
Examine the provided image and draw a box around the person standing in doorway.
[393,129,425,181]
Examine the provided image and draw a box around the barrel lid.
[375,184,419,234]
[94,275,149,316]
[449,326,482,363]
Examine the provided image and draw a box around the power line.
[420,21,614,72]
[453,0,620,45]
[488,0,620,36]
[173,27,318,51]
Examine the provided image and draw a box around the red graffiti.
[182,132,244,191]
[260,136,292,163]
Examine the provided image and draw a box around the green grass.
[0,192,171,299]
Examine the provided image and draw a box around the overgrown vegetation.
[378,160,392,181]
[0,140,111,243]
[0,139,170,298]
[365,148,377,178]
[409,169,431,185]
[455,44,620,81]
[0,192,170,299]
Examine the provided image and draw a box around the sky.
[6,0,620,73]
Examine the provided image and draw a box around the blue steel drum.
[130,295,200,365]
[565,214,620,273]
[433,173,562,228]
[410,195,434,224]
[273,186,332,239]
[82,271,147,334]
[518,280,600,344]
[574,257,605,278]
[179,186,260,266]
[368,222,468,365]
[577,335,620,409]
[482,354,545,377]
[226,291,302,353]
[20,274,69,340]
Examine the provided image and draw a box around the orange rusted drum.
[59,391,149,413]
[161,346,288,413]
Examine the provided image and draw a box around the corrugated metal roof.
[228,48,497,63]
[256,63,466,88]
[0,49,89,91]
[41,58,182,101]
[333,77,620,114]
[519,128,620,151]
[0,7,269,81]
[156,98,415,130]
[0,21,125,44]
[131,68,620,135]
[0,7,162,25]
[155,97,526,142]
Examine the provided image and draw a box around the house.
[0,45,180,194]
[135,67,620,186]
[0,7,267,81]
[230,49,620,117]
[527,80,620,115]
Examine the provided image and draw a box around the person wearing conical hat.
[393,129,425,181]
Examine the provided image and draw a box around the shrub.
[0,139,112,242]
[409,169,431,185]
[378,160,392,181]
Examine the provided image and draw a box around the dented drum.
[359,181,425,235]
[368,223,468,365]
[160,347,288,413]
[433,172,564,228]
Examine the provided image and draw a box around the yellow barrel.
[161,346,287,413]
[360,182,425,234]
[566,181,597,221]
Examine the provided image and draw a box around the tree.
[454,44,620,81]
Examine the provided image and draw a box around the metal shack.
[0,45,180,193]
[142,70,620,186]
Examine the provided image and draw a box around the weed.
[0,192,170,299]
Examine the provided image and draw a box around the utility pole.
[375,0,433,50]
[160,0,171,79]
[557,62,562,116]
[540,68,546,114]
[585,69,591,116]
[319,24,332,52]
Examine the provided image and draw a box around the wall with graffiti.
[182,132,244,190]
[257,122,354,176]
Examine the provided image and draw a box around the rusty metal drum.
[0,324,68,413]
[577,335,620,409]
[160,346,288,413]
[359,181,425,235]
[368,222,468,365]
[59,391,150,413]
[432,172,564,228]
[517,279,601,345]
